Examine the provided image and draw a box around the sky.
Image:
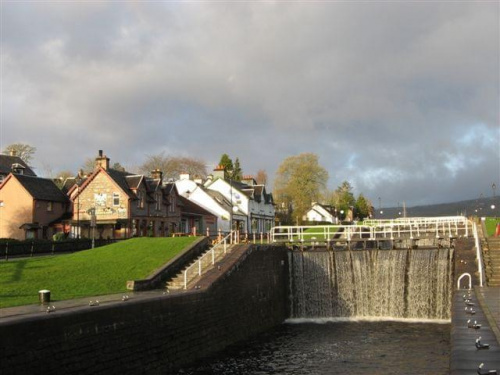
[1,1,499,207]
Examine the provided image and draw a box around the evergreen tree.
[232,157,242,181]
[355,194,372,220]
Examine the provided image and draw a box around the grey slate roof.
[178,196,215,217]
[0,155,36,176]
[14,174,69,203]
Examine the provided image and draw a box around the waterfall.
[289,248,453,320]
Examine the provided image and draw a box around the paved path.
[450,286,500,375]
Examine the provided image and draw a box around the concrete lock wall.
[0,245,289,375]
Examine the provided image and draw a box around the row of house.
[0,150,275,241]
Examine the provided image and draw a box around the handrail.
[183,231,235,289]
[472,222,485,287]
[270,216,471,243]
[457,273,472,290]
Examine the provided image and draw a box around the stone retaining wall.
[454,237,480,288]
[0,245,289,374]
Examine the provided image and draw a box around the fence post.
[31,241,34,257]
[52,243,55,255]
[5,243,8,261]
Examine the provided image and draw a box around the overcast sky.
[1,1,499,207]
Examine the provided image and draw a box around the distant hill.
[373,196,500,219]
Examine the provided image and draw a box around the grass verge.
[0,237,198,308]
[485,217,500,237]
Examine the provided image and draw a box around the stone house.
[67,151,182,239]
[0,173,70,240]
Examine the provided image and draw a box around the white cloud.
[1,1,498,205]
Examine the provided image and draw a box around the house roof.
[13,174,69,203]
[206,190,232,211]
[0,155,37,177]
[124,174,143,190]
[178,196,215,217]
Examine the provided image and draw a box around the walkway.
[450,286,500,375]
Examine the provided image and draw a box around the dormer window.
[11,163,25,175]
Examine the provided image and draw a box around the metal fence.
[0,238,117,260]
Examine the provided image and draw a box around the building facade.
[0,174,70,240]
[68,151,183,239]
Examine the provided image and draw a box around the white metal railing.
[472,222,484,287]
[182,231,236,289]
[271,216,471,243]
[457,273,472,290]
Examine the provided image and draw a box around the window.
[156,193,162,211]
[137,191,144,209]
[113,193,120,206]
[169,195,176,213]
[47,202,53,212]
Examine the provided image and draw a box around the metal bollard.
[39,290,51,304]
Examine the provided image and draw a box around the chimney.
[95,150,110,170]
[151,169,163,182]
[213,165,226,180]
[242,175,255,186]
[9,150,17,157]
[179,173,190,181]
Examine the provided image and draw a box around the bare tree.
[3,143,36,165]
[256,169,268,185]
[139,152,207,180]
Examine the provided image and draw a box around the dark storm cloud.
[1,1,498,205]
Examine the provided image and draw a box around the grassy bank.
[485,217,500,237]
[0,237,198,308]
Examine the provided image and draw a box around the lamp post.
[229,176,233,234]
[76,183,80,239]
[492,183,497,198]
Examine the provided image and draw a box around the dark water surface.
[176,320,450,375]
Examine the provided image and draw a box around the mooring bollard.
[39,290,51,304]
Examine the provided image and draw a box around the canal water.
[176,319,450,375]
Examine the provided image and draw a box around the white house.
[304,202,338,224]
[204,167,275,234]
[175,175,244,234]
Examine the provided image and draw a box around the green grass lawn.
[301,226,339,241]
[485,217,500,237]
[0,237,198,308]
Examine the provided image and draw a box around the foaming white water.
[285,317,451,325]
[289,248,453,320]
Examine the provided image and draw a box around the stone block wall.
[454,237,480,289]
[0,245,289,374]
